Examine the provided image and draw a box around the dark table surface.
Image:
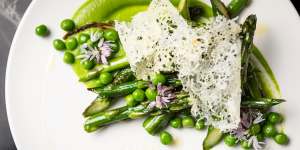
[0,0,32,149]
[0,0,298,149]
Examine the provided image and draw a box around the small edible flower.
[253,112,265,124]
[148,84,176,109]
[98,38,113,64]
[248,135,265,150]
[90,31,102,42]
[77,38,112,64]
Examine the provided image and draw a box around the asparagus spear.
[91,76,183,97]
[84,102,152,132]
[79,57,129,82]
[245,64,262,98]
[178,0,191,20]
[83,96,111,117]
[91,80,148,97]
[241,15,257,94]
[83,68,137,117]
[143,113,174,135]
[84,106,131,132]
[211,0,249,19]
[111,68,135,85]
[85,67,135,89]
[84,95,283,133]
[166,77,182,88]
[203,126,223,150]
[84,97,190,132]
[210,0,230,18]
[227,0,249,18]
[241,98,285,109]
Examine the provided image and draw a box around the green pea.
[99,72,113,85]
[160,131,173,145]
[63,52,75,64]
[256,133,265,142]
[65,37,78,50]
[103,29,119,41]
[53,39,66,51]
[151,73,166,85]
[125,95,137,107]
[170,118,182,128]
[274,133,289,145]
[224,134,237,147]
[267,112,283,124]
[93,79,104,88]
[35,24,49,37]
[249,124,261,135]
[195,119,206,130]
[240,140,251,149]
[110,42,119,53]
[262,124,277,137]
[182,116,195,128]
[60,19,75,31]
[82,60,95,70]
[78,33,90,44]
[132,89,145,102]
[145,88,157,101]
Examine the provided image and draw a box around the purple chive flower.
[77,38,112,65]
[253,113,265,124]
[155,84,176,108]
[248,136,265,150]
[98,38,113,65]
[147,101,157,109]
[77,46,101,62]
[90,32,102,42]
[231,109,265,141]
[231,123,247,141]
[241,111,252,129]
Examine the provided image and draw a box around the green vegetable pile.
[36,0,289,149]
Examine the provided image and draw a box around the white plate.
[5,0,300,149]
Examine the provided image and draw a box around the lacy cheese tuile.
[116,0,242,131]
